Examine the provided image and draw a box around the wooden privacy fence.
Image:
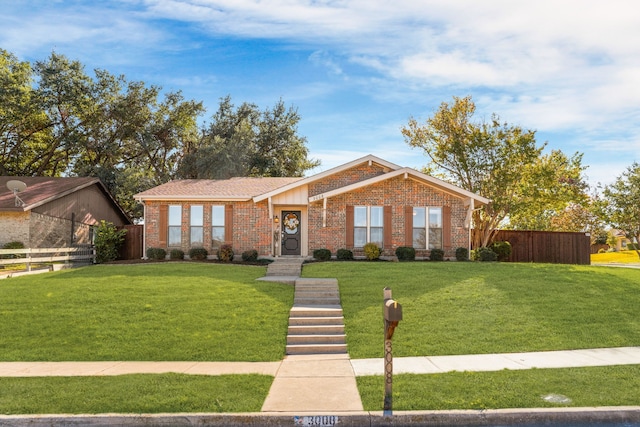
[118,224,143,260]
[491,230,591,265]
[0,247,95,271]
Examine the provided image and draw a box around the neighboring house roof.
[0,176,131,222]
[134,177,304,201]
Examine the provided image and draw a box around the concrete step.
[294,298,341,305]
[286,343,348,355]
[287,334,345,345]
[288,324,344,335]
[290,306,343,317]
[295,278,338,286]
[295,289,339,296]
[289,316,344,326]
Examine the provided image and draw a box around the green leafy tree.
[178,96,319,179]
[600,162,640,259]
[402,96,541,248]
[402,96,589,248]
[94,220,127,264]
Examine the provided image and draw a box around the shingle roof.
[0,176,100,211]
[134,177,304,201]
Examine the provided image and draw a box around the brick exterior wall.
[0,212,30,247]
[0,211,92,248]
[307,163,469,258]
[144,200,274,256]
[141,162,471,258]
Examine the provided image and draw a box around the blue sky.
[2,0,639,186]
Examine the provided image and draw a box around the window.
[354,206,383,247]
[190,205,203,246]
[413,207,442,250]
[211,205,225,248]
[168,205,182,246]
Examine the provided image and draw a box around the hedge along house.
[0,176,132,248]
[134,155,490,259]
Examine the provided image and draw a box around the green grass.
[302,262,640,359]
[0,374,272,414]
[357,365,640,410]
[592,250,640,264]
[0,263,293,361]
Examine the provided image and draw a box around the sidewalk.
[2,347,640,378]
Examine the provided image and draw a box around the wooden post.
[383,287,393,415]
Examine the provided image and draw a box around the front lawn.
[302,262,640,359]
[0,374,271,414]
[0,263,293,362]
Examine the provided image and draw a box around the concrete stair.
[266,257,304,277]
[286,278,347,355]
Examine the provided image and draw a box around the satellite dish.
[6,180,27,193]
[6,180,27,207]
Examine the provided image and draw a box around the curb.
[2,407,640,426]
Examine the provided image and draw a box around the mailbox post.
[383,287,402,415]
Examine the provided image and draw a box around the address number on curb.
[293,415,338,426]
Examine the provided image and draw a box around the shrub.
[94,220,127,264]
[337,248,354,261]
[429,248,445,261]
[490,241,512,261]
[363,243,381,261]
[395,246,416,261]
[169,249,184,260]
[2,241,25,259]
[216,244,233,262]
[455,247,469,261]
[189,247,209,261]
[477,247,498,262]
[313,248,332,261]
[241,249,258,262]
[628,243,639,250]
[146,247,166,260]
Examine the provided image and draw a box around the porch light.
[274,215,279,224]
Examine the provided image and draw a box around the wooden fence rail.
[491,230,591,265]
[0,247,95,271]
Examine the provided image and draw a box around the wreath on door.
[283,212,299,232]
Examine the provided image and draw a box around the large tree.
[600,162,640,258]
[178,96,319,179]
[402,95,588,248]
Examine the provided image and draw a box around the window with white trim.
[413,207,443,250]
[190,205,203,246]
[168,205,182,246]
[354,206,383,247]
[211,205,225,248]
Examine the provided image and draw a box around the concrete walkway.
[2,347,640,379]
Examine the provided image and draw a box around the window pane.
[354,206,367,226]
[370,206,383,227]
[413,229,426,248]
[370,227,383,246]
[168,226,181,246]
[168,205,181,226]
[413,207,426,228]
[429,228,442,250]
[212,226,225,247]
[191,205,203,226]
[429,207,442,228]
[190,228,203,245]
[354,227,367,247]
[212,206,225,226]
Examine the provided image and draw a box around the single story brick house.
[0,176,131,248]
[134,155,490,259]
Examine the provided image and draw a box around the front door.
[281,210,301,256]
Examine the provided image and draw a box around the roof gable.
[308,167,491,205]
[253,154,401,202]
